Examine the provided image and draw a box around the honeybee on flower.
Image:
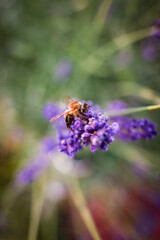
[50,96,89,130]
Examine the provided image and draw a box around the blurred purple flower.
[143,37,159,62]
[107,100,158,141]
[40,136,57,153]
[154,19,160,28]
[17,137,56,185]
[42,102,59,121]
[116,117,158,141]
[152,19,160,38]
[143,20,160,61]
[55,59,73,79]
[17,154,49,185]
[107,100,128,111]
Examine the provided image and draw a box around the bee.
[50,96,89,130]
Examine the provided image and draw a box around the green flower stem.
[93,0,113,32]
[107,104,160,117]
[69,178,102,240]
[28,175,46,240]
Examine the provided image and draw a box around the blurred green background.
[0,0,160,239]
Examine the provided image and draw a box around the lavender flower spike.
[17,137,57,185]
[17,154,49,185]
[58,103,119,158]
[107,100,158,142]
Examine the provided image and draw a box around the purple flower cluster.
[58,105,119,158]
[115,117,158,141]
[107,100,158,142]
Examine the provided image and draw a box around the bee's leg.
[65,114,74,130]
[77,114,88,121]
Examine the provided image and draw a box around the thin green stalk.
[81,27,152,73]
[93,0,113,32]
[28,175,46,240]
[69,178,102,240]
[106,104,160,117]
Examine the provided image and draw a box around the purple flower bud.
[99,142,108,151]
[90,145,98,152]
[110,122,120,134]
[98,121,106,129]
[90,120,99,130]
[97,129,105,137]
[81,132,91,141]
[83,141,90,147]
[90,135,102,147]
[61,139,67,145]
[84,125,95,134]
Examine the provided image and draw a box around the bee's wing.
[63,96,73,105]
[50,112,66,122]
[49,110,72,122]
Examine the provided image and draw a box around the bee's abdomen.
[65,114,74,130]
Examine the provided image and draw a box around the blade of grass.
[28,175,46,240]
[81,27,152,73]
[93,0,113,32]
[69,177,102,240]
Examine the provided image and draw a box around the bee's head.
[82,102,89,113]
